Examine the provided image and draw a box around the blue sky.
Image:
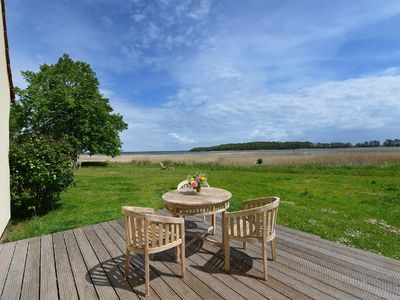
[7,0,400,151]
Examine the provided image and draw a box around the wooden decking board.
[277,225,400,270]
[186,243,265,300]
[277,232,400,282]
[73,228,119,300]
[1,239,28,300]
[207,216,344,300]
[226,226,397,300]
[90,224,143,300]
[186,241,280,300]
[20,238,40,300]
[277,235,400,295]
[100,221,162,299]
[82,225,150,300]
[63,230,98,300]
[1,211,399,300]
[198,241,306,300]
[40,235,58,300]
[0,242,16,296]
[53,232,79,300]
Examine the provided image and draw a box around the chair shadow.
[85,235,204,296]
[191,247,254,277]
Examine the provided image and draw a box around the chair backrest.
[177,180,210,190]
[177,180,190,189]
[122,206,184,251]
[225,197,279,242]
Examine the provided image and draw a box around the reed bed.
[80,150,400,167]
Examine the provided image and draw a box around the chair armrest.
[122,206,155,215]
[243,197,279,209]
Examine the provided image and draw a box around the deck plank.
[276,235,400,296]
[53,232,78,300]
[63,230,98,300]
[20,238,41,300]
[73,228,119,300]
[1,239,28,300]
[0,242,16,296]
[83,225,147,300]
[40,235,58,300]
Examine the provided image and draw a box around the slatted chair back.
[177,180,210,190]
[177,180,191,189]
[122,206,184,253]
[224,197,280,242]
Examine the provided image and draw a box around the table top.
[162,187,232,207]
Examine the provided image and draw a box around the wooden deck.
[0,212,399,300]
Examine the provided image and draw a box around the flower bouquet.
[187,173,207,193]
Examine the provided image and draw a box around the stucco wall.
[0,0,11,237]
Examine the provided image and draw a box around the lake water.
[120,147,400,156]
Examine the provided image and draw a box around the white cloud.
[168,133,196,144]
[106,69,400,150]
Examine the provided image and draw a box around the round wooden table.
[162,187,231,238]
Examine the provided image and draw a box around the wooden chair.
[122,206,185,296]
[223,197,280,280]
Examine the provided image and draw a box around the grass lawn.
[4,162,400,259]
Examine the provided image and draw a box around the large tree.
[13,54,127,157]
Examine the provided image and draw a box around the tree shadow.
[81,161,109,167]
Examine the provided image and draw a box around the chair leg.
[211,214,216,235]
[262,241,268,281]
[124,249,130,279]
[180,244,186,279]
[271,239,276,261]
[176,243,181,263]
[224,237,230,272]
[145,253,150,296]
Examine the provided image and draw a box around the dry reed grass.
[80,150,400,167]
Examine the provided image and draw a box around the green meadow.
[5,162,400,260]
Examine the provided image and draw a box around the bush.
[9,135,75,218]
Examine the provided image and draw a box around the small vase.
[196,185,201,193]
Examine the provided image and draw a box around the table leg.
[173,210,181,263]
[221,210,225,253]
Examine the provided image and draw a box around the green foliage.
[9,135,75,218]
[14,54,127,156]
[383,139,400,147]
[190,141,354,151]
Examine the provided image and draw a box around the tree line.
[190,139,400,152]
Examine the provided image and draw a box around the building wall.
[0,0,11,237]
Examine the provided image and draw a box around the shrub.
[9,135,75,218]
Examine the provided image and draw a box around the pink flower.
[191,181,198,188]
